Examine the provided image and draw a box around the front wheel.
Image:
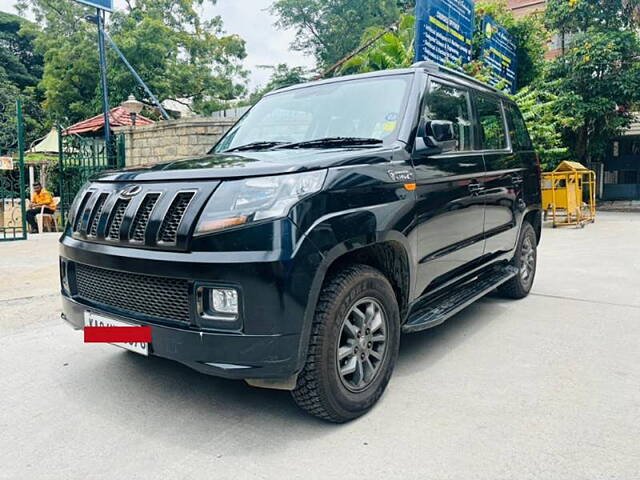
[292,264,400,423]
[498,221,537,299]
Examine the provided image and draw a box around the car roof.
[267,61,510,100]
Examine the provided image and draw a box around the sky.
[0,0,315,90]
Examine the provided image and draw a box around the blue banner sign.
[481,16,517,93]
[74,0,113,12]
[415,0,475,66]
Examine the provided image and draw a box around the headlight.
[194,170,327,235]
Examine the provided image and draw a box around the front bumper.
[59,220,327,381]
[62,294,301,379]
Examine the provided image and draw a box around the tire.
[292,264,400,423]
[498,221,537,299]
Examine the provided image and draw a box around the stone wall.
[114,117,237,167]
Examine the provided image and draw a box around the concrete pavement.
[1,214,639,479]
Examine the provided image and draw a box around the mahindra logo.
[120,185,142,198]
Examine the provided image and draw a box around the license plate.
[84,312,149,356]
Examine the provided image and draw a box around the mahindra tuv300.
[60,62,542,422]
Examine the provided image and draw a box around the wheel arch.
[523,208,542,245]
[293,233,414,376]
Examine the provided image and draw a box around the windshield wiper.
[223,141,287,153]
[272,137,383,150]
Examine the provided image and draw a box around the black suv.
[60,62,542,422]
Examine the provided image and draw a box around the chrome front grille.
[71,183,214,251]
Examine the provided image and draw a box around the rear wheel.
[292,264,400,423]
[499,221,537,299]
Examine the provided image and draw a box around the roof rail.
[411,61,502,94]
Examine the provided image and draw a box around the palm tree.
[339,14,415,75]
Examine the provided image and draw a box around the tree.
[513,84,570,171]
[16,0,248,124]
[0,11,43,90]
[340,13,415,74]
[545,0,640,162]
[0,11,47,145]
[0,69,21,152]
[270,0,413,68]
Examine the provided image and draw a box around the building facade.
[604,122,640,200]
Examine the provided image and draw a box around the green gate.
[0,99,27,242]
[58,130,125,224]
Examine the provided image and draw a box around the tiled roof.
[63,106,154,136]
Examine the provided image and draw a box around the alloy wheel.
[336,297,388,392]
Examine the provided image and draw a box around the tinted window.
[423,81,473,151]
[505,104,533,150]
[214,75,413,153]
[476,95,507,150]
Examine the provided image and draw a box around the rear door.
[413,77,486,295]
[474,93,522,255]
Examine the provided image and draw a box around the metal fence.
[0,99,27,242]
[57,130,125,225]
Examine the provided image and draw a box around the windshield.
[213,74,413,153]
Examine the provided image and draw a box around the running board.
[402,265,518,333]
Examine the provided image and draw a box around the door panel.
[481,155,523,254]
[414,154,487,295]
[414,79,486,296]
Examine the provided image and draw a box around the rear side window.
[423,81,473,151]
[505,104,534,150]
[476,94,507,150]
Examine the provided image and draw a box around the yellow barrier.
[541,161,596,228]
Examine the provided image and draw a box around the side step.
[402,265,518,334]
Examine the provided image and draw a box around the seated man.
[26,182,56,233]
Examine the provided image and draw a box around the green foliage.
[513,84,571,171]
[340,13,415,74]
[16,0,248,124]
[0,11,47,147]
[270,0,413,68]
[545,0,640,32]
[0,69,21,152]
[0,11,43,89]
[544,0,640,162]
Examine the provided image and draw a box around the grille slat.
[158,192,194,244]
[130,193,160,242]
[75,263,190,323]
[88,193,108,237]
[73,191,94,233]
[106,199,130,240]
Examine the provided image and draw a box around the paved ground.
[1,213,639,480]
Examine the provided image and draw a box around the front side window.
[422,81,473,151]
[214,74,413,153]
[476,94,507,150]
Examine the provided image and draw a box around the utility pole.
[96,9,112,161]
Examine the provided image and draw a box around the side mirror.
[414,120,457,156]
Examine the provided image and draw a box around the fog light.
[210,288,238,315]
[60,259,70,295]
